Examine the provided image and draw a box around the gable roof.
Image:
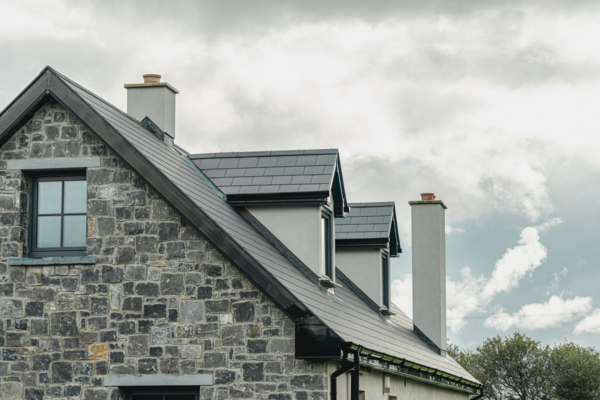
[189,150,348,217]
[0,67,480,390]
[336,202,401,256]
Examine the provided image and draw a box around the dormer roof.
[336,202,401,256]
[189,149,349,217]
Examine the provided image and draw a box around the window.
[127,389,198,400]
[382,252,390,308]
[321,209,333,279]
[29,173,87,258]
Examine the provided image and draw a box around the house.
[0,68,482,400]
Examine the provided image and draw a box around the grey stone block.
[127,335,148,357]
[51,362,73,383]
[160,273,184,295]
[0,298,23,317]
[180,300,205,323]
[221,325,245,346]
[232,301,255,323]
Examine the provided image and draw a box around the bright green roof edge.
[350,344,482,389]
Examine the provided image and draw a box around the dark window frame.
[29,171,87,258]
[322,208,334,279]
[126,388,199,400]
[382,251,390,308]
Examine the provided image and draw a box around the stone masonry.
[0,100,327,400]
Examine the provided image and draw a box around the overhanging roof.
[189,150,349,217]
[0,67,480,388]
[336,202,401,257]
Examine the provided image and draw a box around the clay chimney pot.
[421,193,436,201]
[143,74,161,84]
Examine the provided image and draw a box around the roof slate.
[1,67,479,387]
[336,202,395,241]
[189,150,337,196]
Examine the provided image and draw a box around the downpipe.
[331,346,361,400]
[470,387,484,400]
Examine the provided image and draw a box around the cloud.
[546,266,569,295]
[391,273,412,319]
[481,227,547,300]
[574,311,600,334]
[484,295,593,331]
[445,225,465,234]
[393,224,550,330]
[537,217,563,232]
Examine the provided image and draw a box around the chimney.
[409,193,447,356]
[124,74,179,139]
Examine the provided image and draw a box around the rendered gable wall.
[0,99,327,400]
[335,248,383,306]
[245,205,334,277]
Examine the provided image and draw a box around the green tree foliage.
[449,333,600,400]
[550,342,600,400]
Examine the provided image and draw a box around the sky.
[1,0,600,350]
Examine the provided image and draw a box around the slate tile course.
[0,101,326,400]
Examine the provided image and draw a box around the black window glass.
[129,392,198,400]
[30,174,87,258]
[322,210,333,279]
[382,254,390,308]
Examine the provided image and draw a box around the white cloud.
[536,217,563,232]
[484,295,593,331]
[391,273,412,319]
[445,225,465,234]
[393,224,550,331]
[574,311,600,334]
[481,227,547,300]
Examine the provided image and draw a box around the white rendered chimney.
[125,74,179,138]
[409,193,447,356]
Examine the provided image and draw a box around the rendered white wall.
[410,202,447,353]
[336,248,383,306]
[246,205,330,277]
[126,86,177,137]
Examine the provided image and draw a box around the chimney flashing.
[408,199,447,209]
[124,82,180,94]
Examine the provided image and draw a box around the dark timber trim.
[335,238,390,249]
[0,67,317,323]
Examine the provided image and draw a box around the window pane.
[38,181,62,214]
[166,395,196,400]
[38,216,61,248]
[63,215,87,247]
[132,396,163,400]
[64,180,87,213]
[321,217,326,274]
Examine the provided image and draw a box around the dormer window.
[335,202,401,309]
[190,149,349,282]
[321,209,334,279]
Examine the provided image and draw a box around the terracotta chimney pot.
[421,193,436,201]
[143,74,161,84]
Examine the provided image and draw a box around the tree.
[449,332,552,400]
[550,342,600,400]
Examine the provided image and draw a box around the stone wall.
[0,100,327,400]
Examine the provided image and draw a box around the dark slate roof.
[189,150,337,196]
[336,202,401,256]
[0,67,479,387]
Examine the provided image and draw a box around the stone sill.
[9,256,96,266]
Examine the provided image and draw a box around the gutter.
[331,346,361,400]
[349,344,482,393]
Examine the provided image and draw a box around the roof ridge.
[348,201,395,207]
[189,148,339,159]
